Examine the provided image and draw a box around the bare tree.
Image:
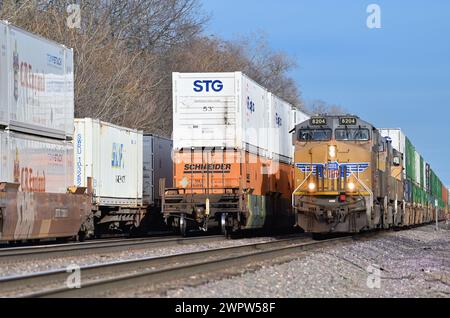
[0,1,310,137]
[305,100,347,116]
[0,0,205,136]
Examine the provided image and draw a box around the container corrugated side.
[241,74,269,156]
[173,72,239,150]
[405,138,416,182]
[143,135,173,206]
[268,93,292,162]
[419,156,424,190]
[0,21,74,139]
[74,118,143,206]
[172,72,269,157]
[0,130,72,193]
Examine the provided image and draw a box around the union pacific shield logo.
[295,161,370,179]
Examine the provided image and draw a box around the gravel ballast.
[165,224,450,298]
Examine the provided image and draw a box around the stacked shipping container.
[380,128,448,220]
[74,118,144,207]
[0,21,74,192]
[168,72,309,231]
[173,72,308,164]
[0,22,92,242]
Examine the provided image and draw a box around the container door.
[143,136,154,205]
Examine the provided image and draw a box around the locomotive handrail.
[292,171,313,211]
[349,171,374,228]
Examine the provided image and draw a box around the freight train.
[1,22,448,243]
[292,115,449,234]
[0,22,173,243]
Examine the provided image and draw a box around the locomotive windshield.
[298,129,332,141]
[335,128,370,141]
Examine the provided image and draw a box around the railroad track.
[0,235,225,262]
[0,235,354,298]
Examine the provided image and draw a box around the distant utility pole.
[435,199,439,231]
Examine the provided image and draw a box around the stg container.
[173,72,307,161]
[173,72,269,156]
[0,130,73,193]
[74,118,143,207]
[268,94,310,162]
[0,21,74,139]
[143,135,173,206]
[268,93,293,162]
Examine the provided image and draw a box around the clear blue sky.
[201,0,450,185]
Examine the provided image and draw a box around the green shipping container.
[405,138,416,181]
[420,157,424,189]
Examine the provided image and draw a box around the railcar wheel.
[77,231,86,242]
[180,214,187,237]
[220,213,228,236]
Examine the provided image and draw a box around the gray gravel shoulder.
[165,224,450,298]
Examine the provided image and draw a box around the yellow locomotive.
[291,114,443,234]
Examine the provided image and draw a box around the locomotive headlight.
[328,145,336,158]
[308,182,316,192]
[347,182,356,192]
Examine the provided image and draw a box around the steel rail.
[0,235,352,298]
[0,235,224,262]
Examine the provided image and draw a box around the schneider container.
[74,118,143,207]
[0,21,74,139]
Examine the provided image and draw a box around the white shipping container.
[290,108,310,158]
[268,93,292,161]
[143,135,173,206]
[74,118,143,206]
[415,151,421,185]
[291,109,310,130]
[0,21,74,139]
[0,131,73,193]
[173,72,269,156]
[379,128,406,155]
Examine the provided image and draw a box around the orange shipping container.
[442,185,448,205]
[164,148,295,231]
